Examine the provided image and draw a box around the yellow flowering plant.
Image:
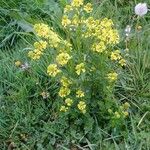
[108,102,130,127]
[27,0,128,129]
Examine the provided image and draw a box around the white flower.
[135,3,148,16]
[125,25,131,37]
[21,62,30,70]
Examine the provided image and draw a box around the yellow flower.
[47,64,61,77]
[93,19,119,45]
[34,23,50,38]
[33,49,42,59]
[49,30,61,48]
[71,0,83,7]
[34,49,42,55]
[63,40,72,50]
[107,72,118,82]
[77,101,86,113]
[85,17,95,27]
[92,42,106,53]
[114,112,121,118]
[15,61,22,67]
[60,76,72,87]
[110,50,121,61]
[100,18,114,28]
[64,5,73,13]
[76,90,85,98]
[108,29,119,44]
[84,3,93,13]
[28,49,43,60]
[34,40,47,50]
[75,63,85,75]
[59,87,70,98]
[62,15,71,27]
[83,16,120,45]
[65,98,73,106]
[72,15,80,26]
[119,59,126,66]
[28,51,34,58]
[60,105,68,112]
[123,111,129,117]
[136,25,142,31]
[123,102,130,109]
[56,52,71,66]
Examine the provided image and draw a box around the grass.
[0,0,150,149]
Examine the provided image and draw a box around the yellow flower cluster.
[115,106,129,118]
[98,18,119,45]
[32,23,72,77]
[61,1,93,28]
[62,16,71,27]
[71,15,80,26]
[83,17,119,46]
[58,86,70,98]
[61,40,72,51]
[119,58,126,66]
[110,50,126,66]
[121,102,130,110]
[60,76,72,87]
[47,52,71,78]
[114,111,121,118]
[108,102,130,119]
[60,98,73,112]
[28,49,42,60]
[28,40,47,60]
[47,64,61,77]
[34,23,61,48]
[28,23,64,60]
[65,98,73,106]
[59,75,71,99]
[34,24,72,78]
[110,50,121,61]
[64,5,73,13]
[107,72,118,82]
[15,61,22,67]
[83,3,93,13]
[92,42,106,53]
[60,105,68,112]
[76,89,85,98]
[56,52,71,66]
[29,0,125,116]
[48,30,61,48]
[61,0,121,70]
[75,63,86,75]
[34,23,50,38]
[77,101,86,113]
[71,0,83,7]
[34,41,47,50]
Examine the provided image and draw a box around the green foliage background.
[0,0,150,149]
